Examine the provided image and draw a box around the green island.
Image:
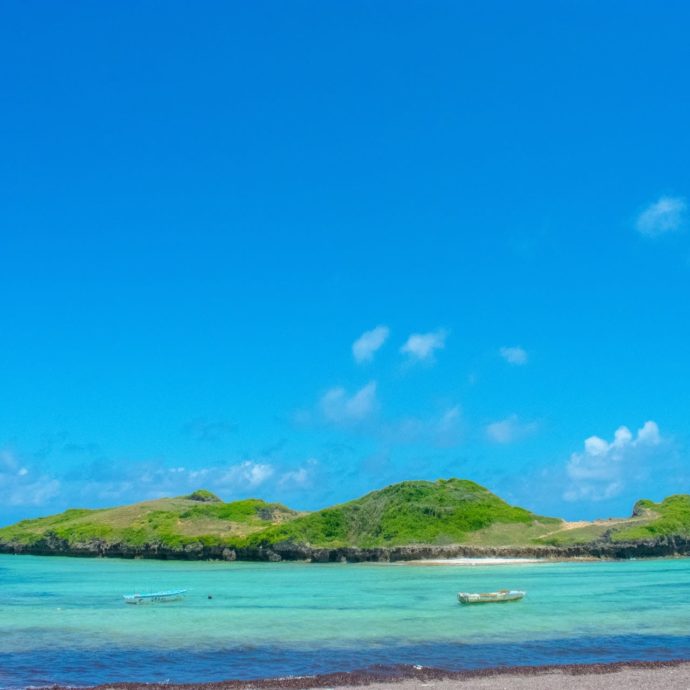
[1,478,689,561]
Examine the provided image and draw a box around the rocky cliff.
[2,534,689,562]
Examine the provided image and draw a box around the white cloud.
[0,449,19,472]
[320,381,378,424]
[352,325,390,363]
[280,468,309,487]
[6,478,61,506]
[0,449,61,506]
[438,405,461,431]
[500,346,528,366]
[435,405,463,447]
[279,459,318,489]
[0,447,322,519]
[78,461,277,503]
[400,329,447,362]
[486,414,538,444]
[564,421,663,502]
[379,405,463,448]
[219,461,274,489]
[636,196,687,237]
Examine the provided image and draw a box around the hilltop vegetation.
[249,479,561,548]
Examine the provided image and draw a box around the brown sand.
[65,660,690,690]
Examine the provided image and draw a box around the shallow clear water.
[1,555,689,688]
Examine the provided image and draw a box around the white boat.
[457,589,525,604]
[123,589,187,604]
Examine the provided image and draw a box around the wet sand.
[67,660,690,690]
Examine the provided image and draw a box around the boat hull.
[123,589,187,604]
[457,590,525,604]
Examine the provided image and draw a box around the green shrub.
[186,489,222,503]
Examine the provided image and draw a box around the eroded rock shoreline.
[2,534,690,562]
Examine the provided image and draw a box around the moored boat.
[123,589,187,604]
[457,589,525,604]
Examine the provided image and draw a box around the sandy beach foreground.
[70,660,690,690]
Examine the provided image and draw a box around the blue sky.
[1,1,689,524]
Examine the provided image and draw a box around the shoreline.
[2,550,689,566]
[3,539,690,563]
[47,660,690,690]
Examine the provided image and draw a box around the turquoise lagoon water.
[1,554,690,687]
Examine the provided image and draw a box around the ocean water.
[1,554,690,688]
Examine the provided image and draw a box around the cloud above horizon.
[278,458,318,489]
[379,405,464,448]
[400,329,447,362]
[500,346,528,366]
[219,460,274,488]
[435,406,463,447]
[485,414,539,444]
[0,449,325,519]
[564,421,664,502]
[352,325,390,363]
[320,381,378,424]
[636,196,687,237]
[0,449,61,507]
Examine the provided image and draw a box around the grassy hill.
[539,494,690,546]
[614,495,690,540]
[0,479,559,552]
[1,480,689,558]
[247,478,562,548]
[0,490,300,550]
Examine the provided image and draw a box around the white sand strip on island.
[403,557,544,565]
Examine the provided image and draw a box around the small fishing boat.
[457,589,525,604]
[123,589,187,604]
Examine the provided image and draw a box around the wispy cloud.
[434,405,463,447]
[486,414,538,444]
[380,405,464,448]
[564,421,664,502]
[636,196,687,237]
[0,449,21,473]
[352,325,390,363]
[320,381,378,424]
[400,329,447,362]
[219,461,274,489]
[0,442,327,521]
[500,346,528,366]
[95,460,278,500]
[0,449,61,507]
[183,417,238,442]
[279,459,318,489]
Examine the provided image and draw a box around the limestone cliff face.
[2,535,689,562]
